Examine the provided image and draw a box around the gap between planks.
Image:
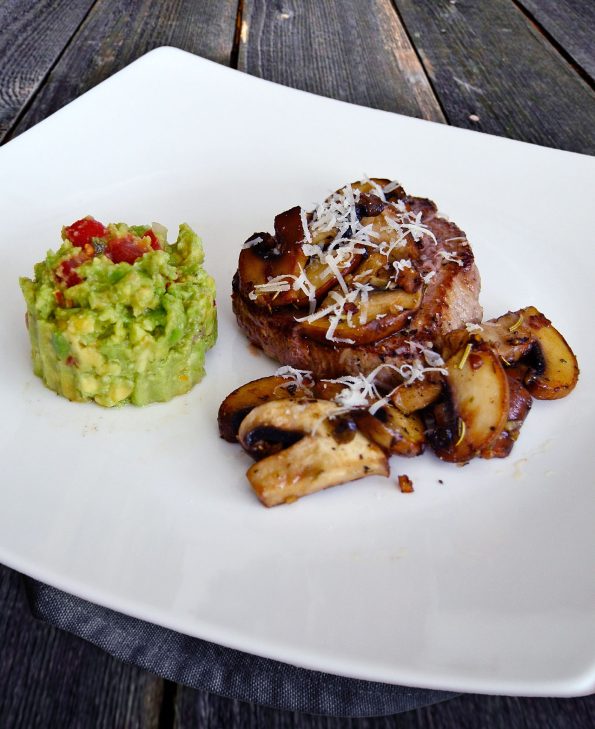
[1,0,99,145]
[512,0,595,88]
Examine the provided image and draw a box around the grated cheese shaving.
[275,366,314,386]
[242,235,263,249]
[301,243,321,257]
[438,250,464,266]
[321,361,446,418]
[399,211,437,244]
[356,282,371,325]
[362,175,387,202]
[249,274,295,300]
[382,180,402,194]
[299,207,312,244]
[325,251,349,295]
[292,264,318,314]
[396,360,448,386]
[323,369,384,410]
[393,258,412,273]
[406,340,445,367]
[294,282,375,342]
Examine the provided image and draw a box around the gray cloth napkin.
[25,578,457,717]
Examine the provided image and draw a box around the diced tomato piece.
[64,217,107,247]
[106,234,150,264]
[56,253,89,287]
[144,229,161,250]
[56,219,158,286]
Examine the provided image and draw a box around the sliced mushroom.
[238,399,389,506]
[444,307,578,400]
[355,192,386,219]
[283,250,365,307]
[345,252,392,289]
[311,380,345,401]
[218,375,312,442]
[298,289,422,345]
[350,177,406,204]
[274,205,306,250]
[442,309,533,365]
[479,309,534,364]
[521,306,579,400]
[390,379,443,415]
[354,404,426,457]
[237,206,308,306]
[480,375,533,459]
[427,342,509,463]
[236,232,274,300]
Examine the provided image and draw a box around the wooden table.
[1,1,593,726]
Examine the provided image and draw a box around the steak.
[232,179,482,387]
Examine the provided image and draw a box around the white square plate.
[1,47,594,696]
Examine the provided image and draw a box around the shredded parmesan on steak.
[247,180,452,345]
[295,282,375,343]
[242,235,263,249]
[438,250,464,266]
[249,275,295,300]
[275,366,313,386]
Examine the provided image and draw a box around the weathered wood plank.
[174,686,595,728]
[8,0,238,140]
[0,564,163,729]
[0,0,95,143]
[516,0,595,79]
[238,0,445,122]
[393,0,595,154]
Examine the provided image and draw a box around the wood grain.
[173,685,595,728]
[0,564,163,729]
[393,0,595,153]
[238,0,445,122]
[516,0,595,79]
[0,0,95,142]
[2,2,595,727]
[7,0,238,141]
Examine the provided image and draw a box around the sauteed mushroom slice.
[354,404,426,457]
[390,379,443,415]
[520,306,579,400]
[311,380,345,401]
[298,289,422,345]
[447,307,578,400]
[218,375,312,442]
[428,342,509,463]
[443,309,535,366]
[274,205,306,250]
[479,309,534,364]
[480,375,533,459]
[238,399,389,506]
[237,206,308,306]
[286,250,366,307]
[236,232,274,300]
[350,177,406,204]
[345,252,390,289]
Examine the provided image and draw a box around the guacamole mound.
[20,218,217,406]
